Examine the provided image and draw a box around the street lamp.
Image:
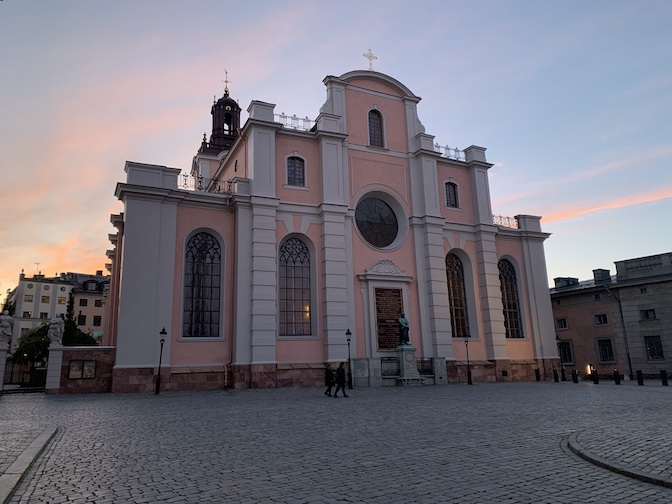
[465,334,472,385]
[346,329,353,389]
[155,327,166,395]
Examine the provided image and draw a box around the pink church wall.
[344,88,409,153]
[437,162,474,225]
[275,136,321,205]
[169,204,235,366]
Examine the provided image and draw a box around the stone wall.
[58,347,116,394]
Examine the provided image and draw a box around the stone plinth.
[46,346,64,393]
[396,344,424,386]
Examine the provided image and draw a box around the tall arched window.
[183,232,221,337]
[279,237,311,336]
[446,253,469,338]
[287,156,305,187]
[445,182,459,208]
[498,259,523,338]
[368,110,384,147]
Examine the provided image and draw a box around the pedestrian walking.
[324,363,335,396]
[333,362,348,398]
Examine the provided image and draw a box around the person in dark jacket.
[324,363,335,396]
[333,362,348,398]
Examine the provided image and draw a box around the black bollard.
[561,367,567,381]
[614,369,620,385]
[571,370,578,383]
[535,368,541,382]
[592,370,599,385]
[553,369,559,382]
[661,370,668,387]
[637,370,644,386]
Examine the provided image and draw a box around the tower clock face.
[355,197,398,248]
[226,106,231,111]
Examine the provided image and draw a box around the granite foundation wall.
[57,347,116,394]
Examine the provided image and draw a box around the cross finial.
[222,69,231,94]
[363,49,377,71]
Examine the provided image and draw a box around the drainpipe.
[604,285,633,380]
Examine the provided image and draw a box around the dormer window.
[368,110,384,147]
[287,156,305,187]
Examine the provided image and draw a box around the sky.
[1,0,671,301]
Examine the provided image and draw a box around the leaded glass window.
[287,156,305,187]
[368,110,383,147]
[446,253,469,338]
[445,182,459,208]
[355,197,398,248]
[279,237,311,336]
[183,232,221,337]
[498,259,523,338]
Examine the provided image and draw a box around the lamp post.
[155,327,166,395]
[346,328,353,389]
[465,334,472,385]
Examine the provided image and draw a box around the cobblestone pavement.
[2,381,672,503]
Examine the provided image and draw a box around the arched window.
[279,237,311,336]
[498,259,523,338]
[445,182,459,208]
[287,156,305,187]
[368,110,384,147]
[183,232,221,338]
[446,253,469,338]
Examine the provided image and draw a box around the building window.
[445,182,459,208]
[22,311,32,318]
[21,328,29,336]
[183,232,221,338]
[93,315,102,327]
[594,293,601,300]
[594,314,608,326]
[640,287,648,294]
[355,197,398,248]
[645,336,664,360]
[40,312,48,319]
[57,297,66,305]
[640,309,656,321]
[446,253,470,338]
[79,299,88,307]
[498,259,523,338]
[41,296,50,303]
[95,299,103,308]
[597,338,615,362]
[555,318,568,330]
[77,314,86,326]
[287,156,305,187]
[279,237,311,336]
[24,294,33,302]
[86,281,97,291]
[368,109,384,147]
[558,341,573,364]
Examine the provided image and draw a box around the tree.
[10,324,49,365]
[62,291,97,346]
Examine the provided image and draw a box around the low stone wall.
[445,358,560,383]
[111,365,228,393]
[232,363,325,389]
[57,347,116,394]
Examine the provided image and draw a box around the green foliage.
[11,324,49,365]
[63,329,98,346]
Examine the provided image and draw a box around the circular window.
[44,285,50,290]
[60,286,66,291]
[355,197,399,248]
[27,284,33,289]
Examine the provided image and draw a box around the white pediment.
[358,259,413,283]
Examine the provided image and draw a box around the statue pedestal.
[0,348,7,392]
[46,345,64,393]
[395,344,424,386]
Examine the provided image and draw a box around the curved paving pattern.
[2,382,672,503]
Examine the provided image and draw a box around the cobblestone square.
[2,382,672,503]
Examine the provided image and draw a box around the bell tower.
[200,71,241,156]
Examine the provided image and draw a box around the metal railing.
[381,357,400,377]
[180,174,229,194]
[275,113,315,131]
[417,358,434,376]
[434,143,466,161]
[493,215,519,229]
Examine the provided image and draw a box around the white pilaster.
[46,346,63,392]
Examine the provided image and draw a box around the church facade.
[104,70,558,392]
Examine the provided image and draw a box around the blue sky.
[1,0,671,298]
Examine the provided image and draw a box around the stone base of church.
[446,358,561,383]
[232,363,326,389]
[103,358,561,393]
